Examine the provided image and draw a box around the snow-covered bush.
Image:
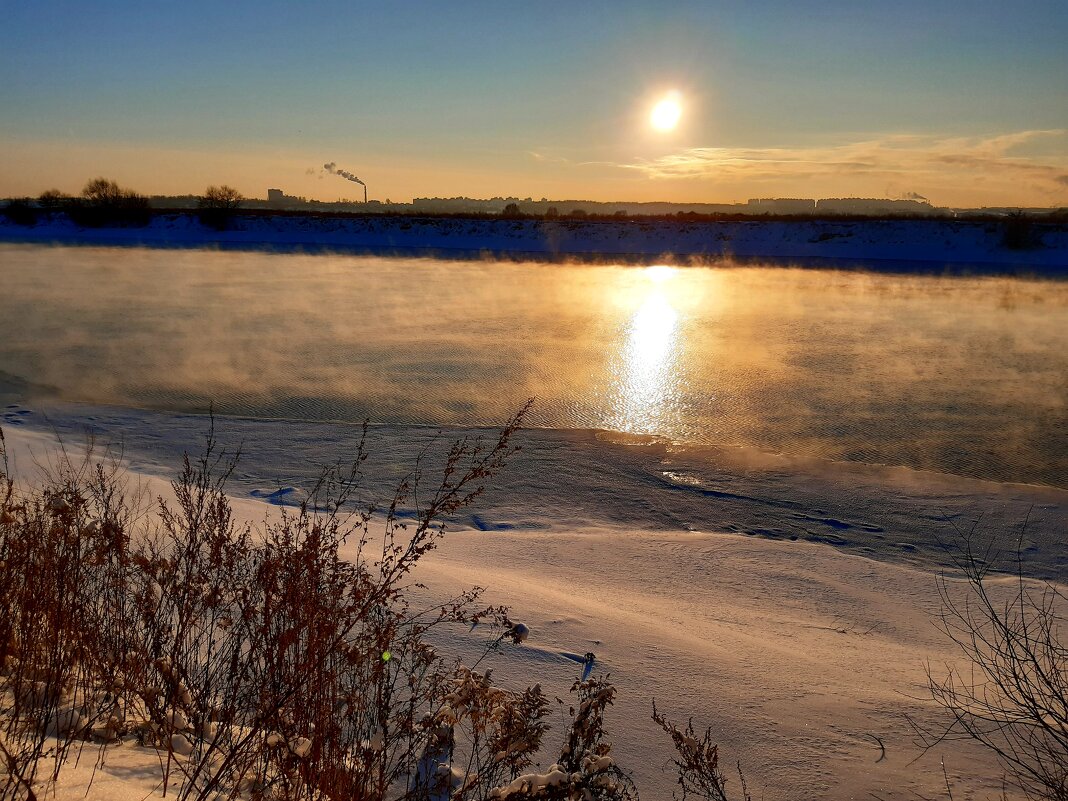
[0,430,140,800]
[917,532,1068,801]
[496,676,638,801]
[0,412,535,800]
[1,409,746,801]
[653,703,750,801]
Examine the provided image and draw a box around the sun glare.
[646,265,676,284]
[650,92,682,132]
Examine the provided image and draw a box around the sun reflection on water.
[608,266,682,433]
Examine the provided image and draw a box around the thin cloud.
[528,150,616,168]
[527,150,574,165]
[621,130,1068,190]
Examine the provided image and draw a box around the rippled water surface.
[1,244,1065,486]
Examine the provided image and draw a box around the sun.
[650,91,682,132]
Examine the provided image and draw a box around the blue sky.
[2,1,1066,205]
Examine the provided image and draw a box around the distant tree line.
[0,178,150,228]
[1,179,243,230]
[3,181,1066,236]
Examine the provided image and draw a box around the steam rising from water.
[1,244,1065,487]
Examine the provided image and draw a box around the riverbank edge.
[2,212,1067,273]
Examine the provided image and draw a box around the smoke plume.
[323,162,365,186]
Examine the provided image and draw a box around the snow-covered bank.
[9,402,1066,578]
[1,421,1051,800]
[3,212,1067,270]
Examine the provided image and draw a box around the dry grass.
[917,528,1068,800]
[0,408,749,800]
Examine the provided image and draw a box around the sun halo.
[650,92,682,132]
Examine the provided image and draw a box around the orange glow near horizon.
[1,129,1066,209]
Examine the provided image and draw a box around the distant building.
[410,197,750,216]
[816,198,935,215]
[747,198,817,214]
[266,188,308,207]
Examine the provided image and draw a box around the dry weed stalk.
[918,528,1068,800]
[1,405,745,801]
[652,704,750,801]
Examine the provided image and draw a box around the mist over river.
[2,243,1065,487]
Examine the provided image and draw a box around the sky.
[2,1,1067,207]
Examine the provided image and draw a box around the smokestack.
[324,162,367,202]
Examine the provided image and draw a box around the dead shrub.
[1,404,747,801]
[917,528,1068,800]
